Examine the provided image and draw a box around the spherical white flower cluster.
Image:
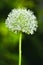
[5,8,38,34]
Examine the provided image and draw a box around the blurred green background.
[0,0,43,65]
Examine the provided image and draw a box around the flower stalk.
[19,33,22,65]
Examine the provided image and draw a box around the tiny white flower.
[5,8,38,34]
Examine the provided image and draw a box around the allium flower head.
[5,8,38,34]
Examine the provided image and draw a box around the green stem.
[19,33,22,65]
